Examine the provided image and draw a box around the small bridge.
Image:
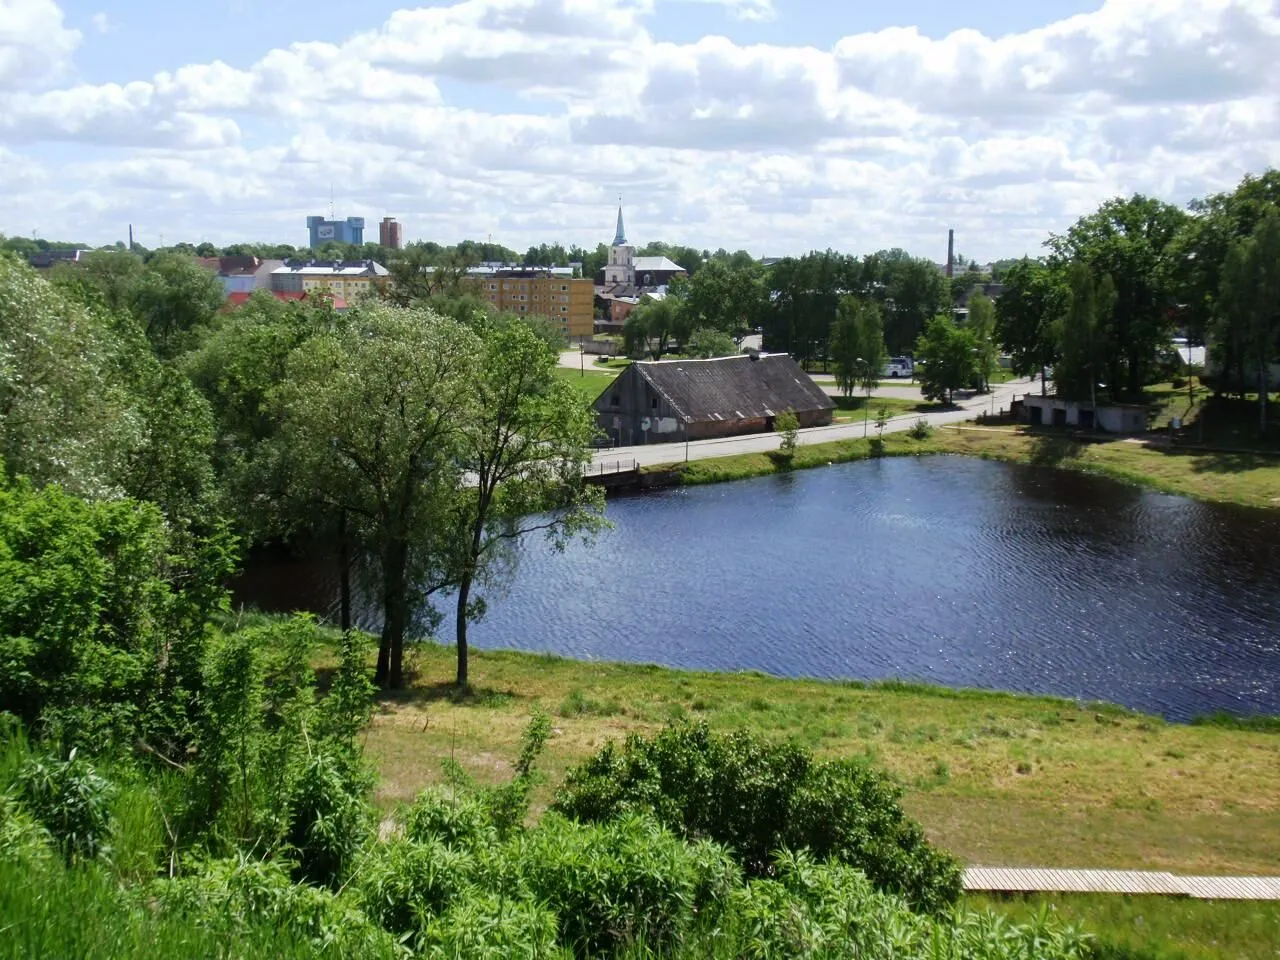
[583,458,640,487]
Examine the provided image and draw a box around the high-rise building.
[307,215,365,248]
[379,217,403,250]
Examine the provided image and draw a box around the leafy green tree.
[442,320,605,687]
[686,327,738,359]
[624,296,681,359]
[881,255,947,355]
[995,258,1064,393]
[966,292,998,392]
[1048,195,1188,399]
[0,257,140,499]
[775,409,799,460]
[1054,263,1116,405]
[271,304,479,689]
[1218,208,1280,431]
[130,252,227,358]
[682,259,767,338]
[915,316,977,404]
[0,476,234,753]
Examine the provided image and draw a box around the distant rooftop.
[274,259,388,277]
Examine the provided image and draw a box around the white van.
[881,357,914,378]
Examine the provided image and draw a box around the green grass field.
[551,365,617,403]
[363,645,1280,878]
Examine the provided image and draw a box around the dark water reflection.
[232,458,1280,721]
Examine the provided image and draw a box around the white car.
[881,357,914,378]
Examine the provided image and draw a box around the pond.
[232,457,1280,721]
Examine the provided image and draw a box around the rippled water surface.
[233,458,1280,720]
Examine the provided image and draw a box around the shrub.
[285,749,373,888]
[554,722,960,913]
[775,409,799,460]
[405,788,497,850]
[419,893,562,960]
[355,838,478,935]
[148,855,400,957]
[720,851,1086,960]
[515,813,740,957]
[908,418,933,440]
[13,748,116,864]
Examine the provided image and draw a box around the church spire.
[612,201,627,246]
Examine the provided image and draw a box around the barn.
[593,352,834,446]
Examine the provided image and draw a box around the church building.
[595,206,687,330]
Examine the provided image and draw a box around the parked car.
[881,357,914,378]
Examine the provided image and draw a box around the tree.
[623,296,681,359]
[915,316,977,404]
[443,320,605,687]
[271,304,479,689]
[966,293,998,392]
[1048,195,1188,399]
[686,327,738,359]
[1218,208,1280,432]
[682,260,768,339]
[775,409,799,459]
[0,257,140,499]
[995,258,1064,394]
[130,252,227,358]
[1054,263,1111,404]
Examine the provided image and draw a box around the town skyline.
[3,0,1278,260]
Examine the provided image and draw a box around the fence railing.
[583,458,638,477]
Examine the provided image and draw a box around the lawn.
[551,365,616,403]
[830,394,943,424]
[363,645,1280,880]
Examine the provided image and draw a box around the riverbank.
[653,423,1280,510]
[361,642,1280,878]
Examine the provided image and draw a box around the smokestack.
[128,224,134,250]
[946,229,954,279]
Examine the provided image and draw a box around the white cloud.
[90,12,110,33]
[1,0,1279,260]
[0,0,81,90]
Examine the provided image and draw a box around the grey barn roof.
[630,353,834,423]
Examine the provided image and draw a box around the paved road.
[592,376,1036,469]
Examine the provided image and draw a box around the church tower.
[604,204,635,286]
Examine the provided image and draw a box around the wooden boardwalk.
[964,868,1280,900]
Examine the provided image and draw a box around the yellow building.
[270,260,389,300]
[467,268,595,339]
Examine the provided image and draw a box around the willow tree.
[443,319,605,687]
[272,304,480,689]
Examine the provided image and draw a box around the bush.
[719,851,1086,960]
[775,409,799,460]
[553,722,960,914]
[908,418,933,440]
[13,748,116,864]
[405,788,497,850]
[515,813,740,957]
[419,893,562,959]
[356,838,479,935]
[285,749,373,888]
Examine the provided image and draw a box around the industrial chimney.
[946,229,955,279]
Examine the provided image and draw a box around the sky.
[2,0,1278,262]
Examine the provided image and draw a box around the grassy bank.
[654,423,1280,510]
[364,644,1280,877]
[966,893,1279,960]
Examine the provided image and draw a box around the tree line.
[997,171,1280,431]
